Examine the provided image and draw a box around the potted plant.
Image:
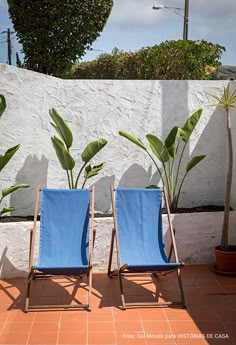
[209,86,236,273]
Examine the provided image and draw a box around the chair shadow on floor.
[0,276,93,312]
[0,272,183,311]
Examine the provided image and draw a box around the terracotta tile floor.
[0,265,236,345]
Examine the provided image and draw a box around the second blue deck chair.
[25,186,95,312]
[108,187,185,309]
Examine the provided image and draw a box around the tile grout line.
[56,311,62,345]
[25,311,36,345]
[138,309,147,345]
[163,308,177,345]
[0,306,12,336]
[111,307,117,345]
[86,307,88,345]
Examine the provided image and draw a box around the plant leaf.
[165,126,182,158]
[186,155,206,173]
[0,145,20,172]
[0,95,6,118]
[2,184,29,198]
[49,108,73,149]
[119,131,147,150]
[146,134,170,162]
[51,136,75,170]
[81,138,107,163]
[1,207,15,216]
[181,108,203,143]
[208,86,236,109]
[84,163,105,180]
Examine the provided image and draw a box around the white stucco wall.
[0,64,236,215]
[1,212,236,279]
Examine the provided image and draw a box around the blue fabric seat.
[35,189,90,276]
[108,187,185,309]
[25,187,95,312]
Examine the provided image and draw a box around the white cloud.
[108,0,236,29]
[109,0,168,26]
[0,0,8,10]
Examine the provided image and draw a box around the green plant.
[119,109,206,212]
[74,40,225,80]
[49,108,107,188]
[209,86,236,250]
[0,95,29,216]
[8,0,113,77]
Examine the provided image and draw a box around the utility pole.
[183,0,189,40]
[7,28,12,65]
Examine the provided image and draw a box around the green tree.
[8,0,113,77]
[74,40,225,80]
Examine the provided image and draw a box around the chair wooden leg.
[25,271,33,313]
[177,268,186,307]
[118,270,126,310]
[87,268,92,311]
[108,229,115,277]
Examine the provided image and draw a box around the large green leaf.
[119,131,147,150]
[165,126,182,158]
[1,184,29,198]
[51,136,75,171]
[181,108,203,143]
[186,155,206,173]
[0,95,6,118]
[81,138,107,163]
[146,134,170,162]
[1,207,15,216]
[0,145,20,172]
[84,163,105,180]
[49,108,73,149]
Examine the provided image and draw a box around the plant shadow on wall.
[118,164,160,189]
[119,109,206,213]
[0,95,29,217]
[10,155,48,217]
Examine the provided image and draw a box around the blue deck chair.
[25,186,95,312]
[108,187,185,309]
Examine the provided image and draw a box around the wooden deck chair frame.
[107,186,186,309]
[25,185,95,312]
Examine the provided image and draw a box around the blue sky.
[0,0,235,66]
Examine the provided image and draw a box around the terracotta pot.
[215,245,236,273]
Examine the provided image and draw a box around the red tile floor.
[0,265,236,345]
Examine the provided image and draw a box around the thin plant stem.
[146,151,165,186]
[221,107,233,248]
[75,162,87,189]
[173,141,187,204]
[175,172,188,210]
[146,150,172,203]
[81,179,87,189]
[66,170,72,189]
[70,170,74,189]
[162,163,171,202]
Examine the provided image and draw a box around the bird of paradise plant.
[119,109,206,212]
[49,108,107,189]
[0,95,29,216]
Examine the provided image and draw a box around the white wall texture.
[0,64,236,278]
[0,64,236,215]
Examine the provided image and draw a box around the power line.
[0,28,15,64]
